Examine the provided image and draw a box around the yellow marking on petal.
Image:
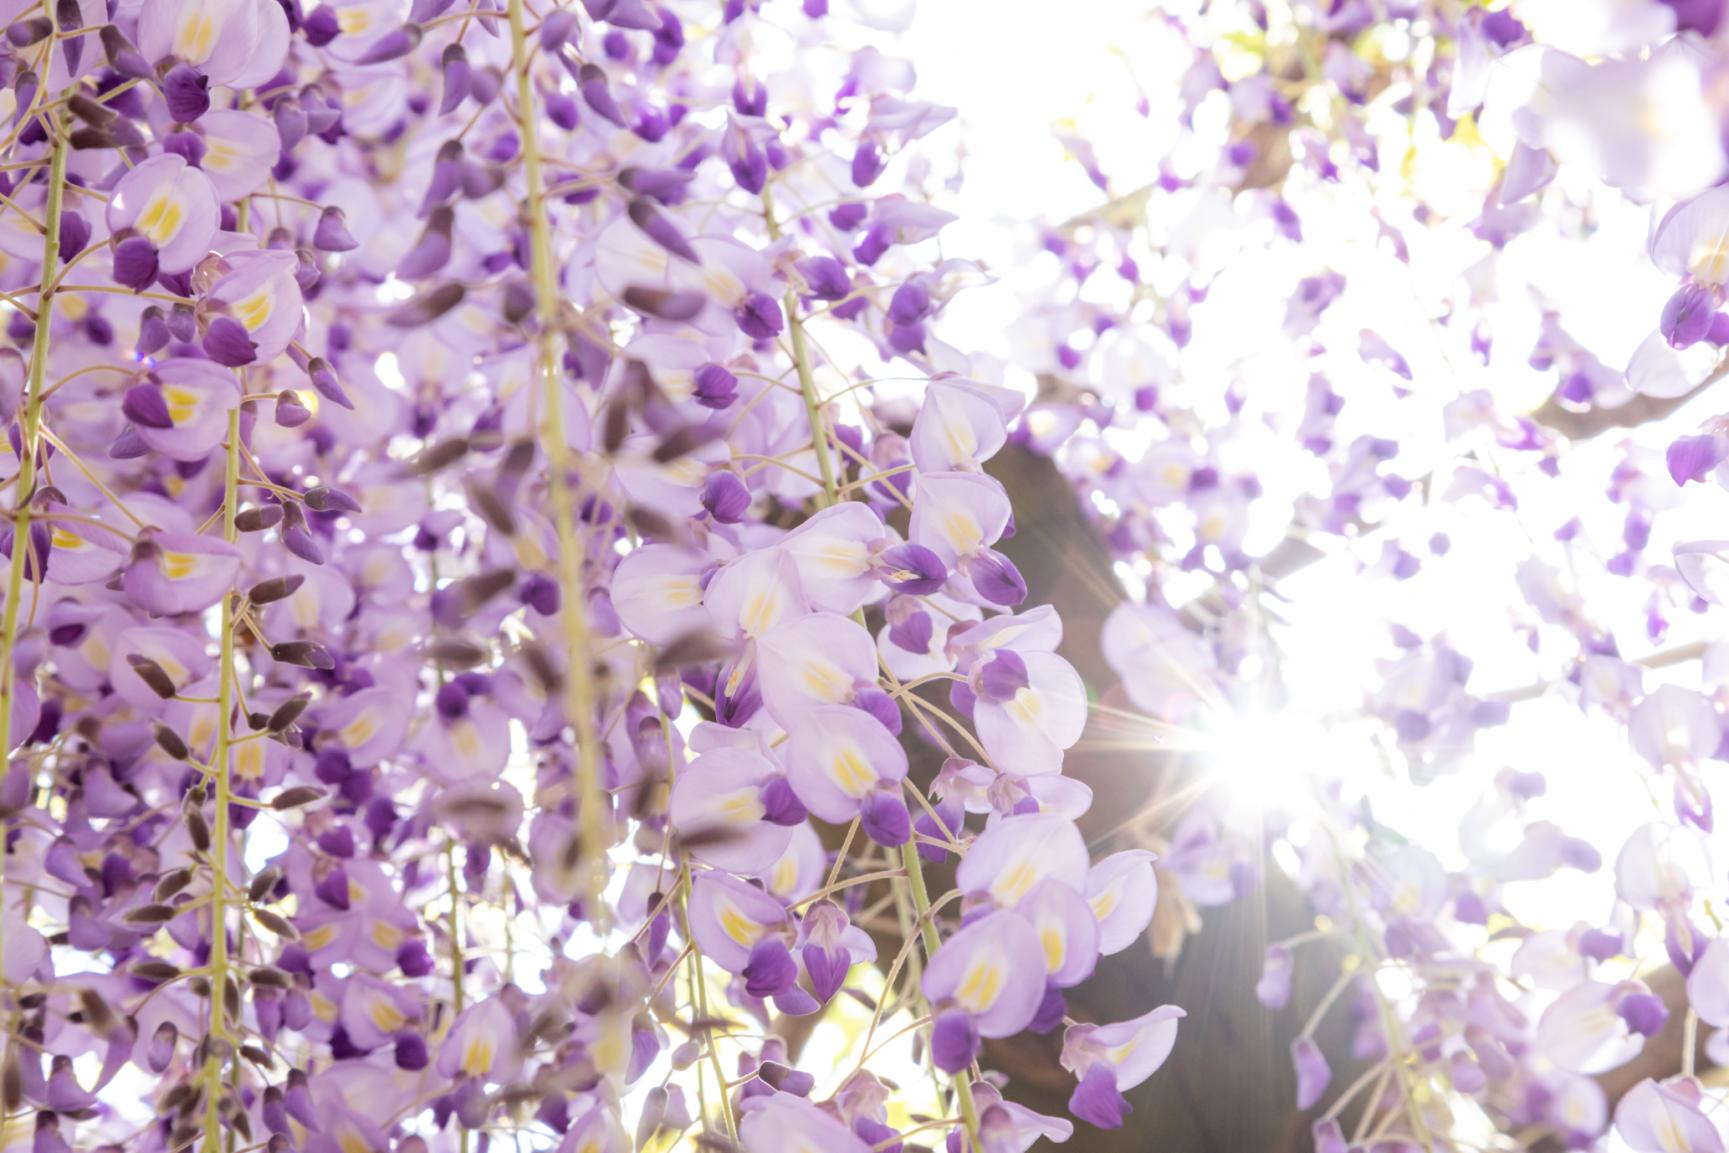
[175,13,217,62]
[339,1132,373,1153]
[994,859,1038,906]
[942,411,977,462]
[369,1000,406,1032]
[51,528,82,549]
[203,142,234,171]
[724,660,750,698]
[719,904,762,948]
[1089,885,1119,921]
[164,386,199,423]
[719,789,764,824]
[1107,1037,1138,1064]
[591,1015,628,1077]
[371,921,402,950]
[137,194,185,246]
[1006,686,1044,728]
[1694,242,1729,285]
[311,990,338,1020]
[160,550,199,580]
[799,658,851,702]
[815,541,867,575]
[940,509,980,552]
[235,290,273,332]
[828,745,875,797]
[341,713,377,747]
[955,959,1003,1012]
[304,924,336,951]
[667,456,705,486]
[1041,926,1065,972]
[514,536,548,570]
[451,720,480,760]
[701,266,742,300]
[740,586,784,636]
[234,740,264,780]
[337,9,372,33]
[461,1037,494,1077]
[658,577,701,608]
[292,592,318,631]
[190,716,215,750]
[771,855,797,896]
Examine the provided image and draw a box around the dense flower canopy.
[7,1,1729,1152]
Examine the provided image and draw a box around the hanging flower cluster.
[21,0,1729,1151]
[0,2,1184,1153]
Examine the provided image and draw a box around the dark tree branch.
[1530,361,1727,441]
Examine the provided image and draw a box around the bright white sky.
[899,0,1729,1015]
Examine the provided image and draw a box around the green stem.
[786,295,837,503]
[506,0,607,917]
[763,187,979,1148]
[1330,829,1434,1152]
[0,125,65,1007]
[901,841,981,1145]
[447,844,468,1153]
[761,191,839,508]
[677,864,739,1144]
[202,406,241,1153]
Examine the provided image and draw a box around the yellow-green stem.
[0,126,65,1001]
[1330,829,1434,1152]
[447,844,468,1153]
[763,187,979,1146]
[506,0,607,917]
[761,190,839,508]
[679,864,739,1145]
[901,840,981,1144]
[786,296,837,503]
[201,406,241,1152]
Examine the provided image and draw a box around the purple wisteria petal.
[784,703,907,823]
[754,611,876,724]
[922,909,1046,1038]
[1290,1037,1331,1110]
[956,812,1090,909]
[612,544,712,643]
[1613,1078,1724,1153]
[135,359,242,461]
[436,997,522,1084]
[687,871,790,974]
[1023,879,1101,988]
[1085,850,1158,955]
[105,154,219,274]
[669,746,794,872]
[137,0,290,87]
[738,1094,871,1153]
[207,249,305,364]
[973,651,1087,775]
[122,532,240,615]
